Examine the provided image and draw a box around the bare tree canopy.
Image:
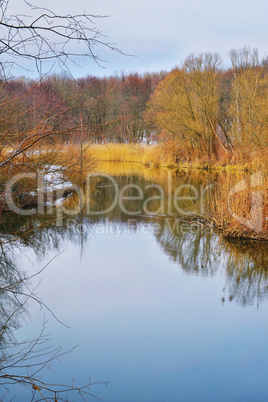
[0,0,122,75]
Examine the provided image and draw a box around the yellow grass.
[4,140,267,175]
[87,142,268,174]
[89,143,176,167]
[206,172,268,240]
[94,161,177,189]
[2,140,267,240]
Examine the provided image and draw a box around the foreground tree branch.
[0,253,107,400]
[0,0,123,74]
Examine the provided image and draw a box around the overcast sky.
[9,0,268,78]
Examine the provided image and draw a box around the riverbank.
[89,142,268,173]
[91,153,268,241]
[1,143,267,241]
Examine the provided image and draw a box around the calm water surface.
[2,168,268,401]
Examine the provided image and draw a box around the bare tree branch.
[0,0,124,75]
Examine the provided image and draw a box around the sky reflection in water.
[3,171,268,401]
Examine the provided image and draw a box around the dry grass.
[90,143,177,167]
[232,147,268,173]
[206,172,268,240]
[94,161,176,188]
[89,141,268,174]
[6,139,267,173]
[2,140,267,241]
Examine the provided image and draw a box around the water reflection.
[0,217,102,400]
[0,244,25,342]
[0,167,268,400]
[155,217,268,307]
[1,170,267,308]
[223,240,268,307]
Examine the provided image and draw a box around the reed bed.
[85,142,268,174]
[90,143,175,167]
[205,172,268,240]
[1,141,267,241]
[94,161,174,184]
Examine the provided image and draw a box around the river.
[1,164,268,401]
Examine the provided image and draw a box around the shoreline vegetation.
[0,47,267,241]
[89,142,268,172]
[90,145,267,241]
[60,141,268,241]
[0,2,267,396]
[5,141,267,241]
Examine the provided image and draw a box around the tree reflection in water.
[0,217,103,400]
[154,216,268,307]
[0,170,267,399]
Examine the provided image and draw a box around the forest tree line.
[1,71,166,145]
[146,47,268,161]
[1,47,268,160]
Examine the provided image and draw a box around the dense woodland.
[1,47,268,164]
[146,48,268,161]
[1,71,166,145]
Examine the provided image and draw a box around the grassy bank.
[91,147,267,241]
[7,141,267,173]
[63,142,268,240]
[89,143,177,168]
[88,142,268,174]
[2,142,267,241]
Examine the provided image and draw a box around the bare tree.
[0,254,106,400]
[0,0,122,75]
[0,2,118,399]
